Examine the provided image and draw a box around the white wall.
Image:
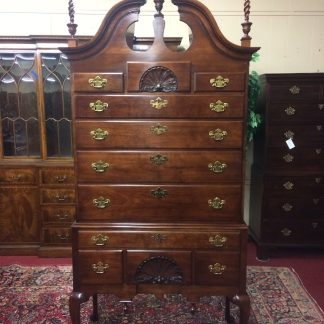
[1,0,324,73]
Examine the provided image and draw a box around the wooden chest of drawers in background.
[249,73,324,259]
[62,0,258,323]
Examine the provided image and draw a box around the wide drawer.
[74,94,245,119]
[77,229,241,250]
[0,167,37,184]
[74,120,243,149]
[40,168,75,185]
[42,227,72,244]
[194,251,240,286]
[42,206,75,223]
[194,72,246,92]
[73,73,124,93]
[126,250,192,284]
[267,124,324,147]
[77,184,242,222]
[76,150,242,183]
[75,250,123,285]
[41,188,75,204]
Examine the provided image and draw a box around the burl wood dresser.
[250,73,324,259]
[62,0,259,322]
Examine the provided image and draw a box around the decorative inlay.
[88,76,107,89]
[139,66,177,92]
[93,196,111,208]
[89,100,109,112]
[150,97,168,110]
[283,181,294,190]
[284,106,296,116]
[209,234,227,247]
[150,154,168,165]
[210,76,229,88]
[208,197,225,209]
[208,263,226,275]
[283,154,294,163]
[91,234,109,246]
[209,100,228,113]
[134,256,183,284]
[289,85,300,95]
[208,161,227,173]
[92,261,109,274]
[91,160,110,173]
[209,129,228,141]
[284,130,294,139]
[282,203,293,212]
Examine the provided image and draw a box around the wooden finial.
[241,0,252,47]
[154,0,164,17]
[67,0,78,40]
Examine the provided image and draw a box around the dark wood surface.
[62,0,259,323]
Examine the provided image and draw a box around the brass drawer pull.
[150,154,168,165]
[208,197,225,209]
[89,100,109,112]
[55,213,70,220]
[281,228,292,236]
[208,263,226,275]
[56,194,68,202]
[313,198,319,205]
[9,174,23,181]
[315,148,322,155]
[209,129,227,141]
[90,128,109,140]
[93,197,111,208]
[92,261,109,274]
[319,104,324,110]
[151,187,168,199]
[55,175,67,183]
[91,234,109,246]
[284,106,296,116]
[283,181,294,190]
[209,234,227,247]
[289,85,300,94]
[316,125,322,131]
[208,161,227,173]
[284,130,294,139]
[210,76,229,88]
[91,161,110,173]
[283,154,294,163]
[88,76,107,89]
[57,233,70,240]
[210,100,228,113]
[150,97,168,110]
[151,233,167,243]
[315,177,322,184]
[150,124,168,135]
[282,203,293,212]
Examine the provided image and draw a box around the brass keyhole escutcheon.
[210,76,229,88]
[89,76,107,89]
[89,100,109,112]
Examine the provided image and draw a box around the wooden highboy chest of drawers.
[250,73,324,259]
[62,0,258,322]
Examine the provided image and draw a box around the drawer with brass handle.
[41,189,75,204]
[40,168,75,185]
[43,227,72,244]
[267,84,320,102]
[42,206,75,223]
[0,168,37,184]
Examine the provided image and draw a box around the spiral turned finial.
[67,0,78,38]
[154,0,165,17]
[241,0,252,47]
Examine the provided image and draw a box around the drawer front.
[77,184,242,222]
[0,168,37,184]
[40,168,75,185]
[77,230,241,250]
[74,120,243,149]
[264,176,324,196]
[268,84,321,103]
[267,125,324,147]
[73,73,124,93]
[76,250,123,285]
[41,189,76,204]
[126,250,192,284]
[76,150,242,183]
[43,227,72,244]
[42,206,75,223]
[194,72,246,92]
[268,103,324,123]
[74,94,245,119]
[266,147,324,173]
[194,251,240,285]
[261,220,324,244]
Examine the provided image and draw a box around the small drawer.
[76,250,123,285]
[40,168,75,185]
[77,229,241,250]
[42,206,75,223]
[194,251,240,286]
[73,73,124,93]
[41,188,75,204]
[0,167,37,184]
[125,250,192,284]
[194,72,246,92]
[43,227,72,244]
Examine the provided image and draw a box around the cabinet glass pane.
[0,53,40,157]
[42,53,72,157]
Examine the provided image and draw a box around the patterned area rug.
[0,265,323,323]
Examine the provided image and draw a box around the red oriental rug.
[0,265,323,323]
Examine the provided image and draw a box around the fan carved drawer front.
[75,120,243,149]
[77,184,241,222]
[77,229,241,250]
[76,150,242,183]
[74,94,245,119]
